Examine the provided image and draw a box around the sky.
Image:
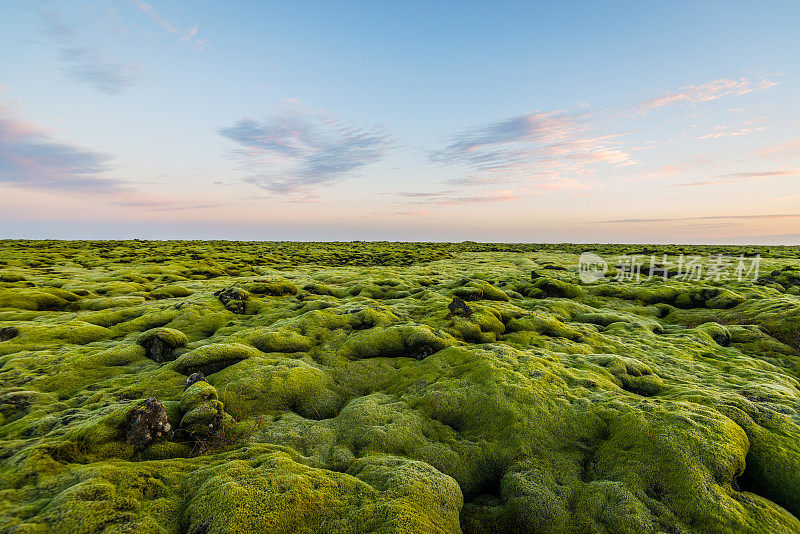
[1,0,799,243]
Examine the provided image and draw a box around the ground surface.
[1,240,799,533]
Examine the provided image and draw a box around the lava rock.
[531,270,542,280]
[215,287,247,314]
[0,326,19,342]
[137,328,187,363]
[448,296,473,317]
[126,397,173,449]
[185,372,208,390]
[141,336,171,363]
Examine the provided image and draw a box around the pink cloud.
[131,0,206,48]
[758,141,800,159]
[671,169,800,188]
[131,0,177,34]
[432,112,632,194]
[636,77,777,113]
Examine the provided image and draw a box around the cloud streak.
[392,188,518,207]
[671,169,799,188]
[39,9,141,95]
[0,102,218,211]
[757,141,800,160]
[131,0,208,49]
[430,111,632,190]
[636,77,776,113]
[601,214,800,224]
[219,104,391,196]
[0,103,119,193]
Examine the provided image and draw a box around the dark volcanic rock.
[185,372,208,390]
[141,336,172,363]
[126,397,173,449]
[0,326,19,342]
[216,287,247,314]
[137,328,187,363]
[448,296,473,317]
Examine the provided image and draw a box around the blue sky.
[1,0,799,242]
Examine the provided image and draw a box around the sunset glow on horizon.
[1,1,799,243]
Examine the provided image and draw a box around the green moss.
[586,354,665,396]
[215,358,337,419]
[2,241,800,533]
[172,343,262,375]
[246,279,298,296]
[149,285,193,299]
[531,278,583,299]
[137,327,188,349]
[338,325,454,360]
[453,280,509,302]
[246,330,312,353]
[506,312,581,341]
[0,288,69,310]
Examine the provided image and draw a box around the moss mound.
[1,240,799,533]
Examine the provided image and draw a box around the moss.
[149,285,193,299]
[3,241,800,533]
[674,287,745,309]
[573,311,633,327]
[180,381,219,412]
[247,330,312,353]
[78,296,147,311]
[0,288,69,310]
[183,451,461,534]
[246,279,298,296]
[137,327,188,363]
[302,282,343,297]
[338,325,454,360]
[506,313,581,341]
[215,358,337,419]
[453,280,509,302]
[137,327,187,348]
[586,354,665,396]
[172,343,262,375]
[531,278,583,299]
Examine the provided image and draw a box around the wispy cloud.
[757,141,800,160]
[131,0,208,49]
[636,77,777,113]
[112,197,220,211]
[430,111,631,189]
[671,169,799,188]
[392,190,456,198]
[601,214,800,224]
[0,102,119,193]
[392,188,518,206]
[39,9,141,95]
[0,102,217,211]
[696,122,765,140]
[218,103,392,197]
[442,189,518,205]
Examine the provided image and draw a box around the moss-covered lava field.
[1,240,800,533]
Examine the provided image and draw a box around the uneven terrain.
[1,240,799,533]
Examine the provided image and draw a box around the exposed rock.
[0,326,19,342]
[185,372,208,390]
[125,397,172,449]
[137,327,187,363]
[448,296,473,317]
[215,287,247,314]
[141,336,171,363]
